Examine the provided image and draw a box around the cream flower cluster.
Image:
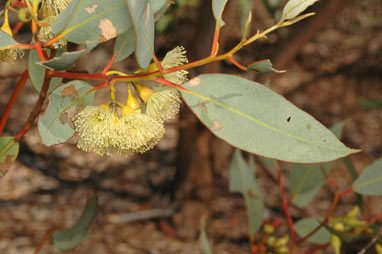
[38,0,71,48]
[73,47,188,155]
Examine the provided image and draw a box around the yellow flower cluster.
[73,46,187,155]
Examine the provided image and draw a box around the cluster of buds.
[262,225,290,254]
[37,0,71,48]
[330,206,374,254]
[73,47,187,155]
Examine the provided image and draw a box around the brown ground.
[0,0,381,253]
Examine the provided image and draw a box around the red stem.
[276,163,296,247]
[48,71,108,81]
[228,56,248,71]
[210,26,220,56]
[297,243,330,254]
[12,21,25,35]
[101,55,117,74]
[0,70,29,136]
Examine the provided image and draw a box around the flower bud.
[263,224,274,234]
[18,8,32,22]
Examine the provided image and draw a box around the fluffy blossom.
[145,88,181,123]
[42,0,72,15]
[73,106,118,155]
[115,112,165,154]
[162,46,188,84]
[0,48,24,62]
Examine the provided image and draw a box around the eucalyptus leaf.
[0,30,17,49]
[353,158,382,196]
[182,74,360,163]
[126,0,155,68]
[229,150,264,236]
[38,80,95,146]
[0,137,19,178]
[248,59,285,73]
[282,0,319,20]
[199,217,212,254]
[53,195,98,251]
[113,28,135,62]
[295,218,330,244]
[212,0,228,27]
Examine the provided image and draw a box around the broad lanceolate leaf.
[126,0,155,68]
[182,74,359,163]
[229,150,264,236]
[38,80,95,146]
[282,0,319,20]
[28,48,63,93]
[113,28,135,62]
[295,218,330,244]
[0,30,17,49]
[289,164,325,208]
[53,195,98,251]
[0,137,19,178]
[52,0,132,44]
[212,0,228,27]
[353,158,382,196]
[248,59,285,73]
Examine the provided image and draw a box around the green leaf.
[113,28,135,62]
[126,0,155,68]
[53,195,98,251]
[38,80,95,146]
[52,0,132,44]
[182,74,360,163]
[212,0,228,27]
[38,43,97,71]
[199,217,212,254]
[0,30,18,49]
[282,0,319,20]
[353,158,382,196]
[295,218,330,244]
[150,0,168,13]
[28,48,63,93]
[289,164,325,208]
[229,150,264,236]
[248,59,285,73]
[0,137,19,178]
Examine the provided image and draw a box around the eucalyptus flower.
[0,5,24,61]
[162,46,189,84]
[73,105,118,155]
[42,0,72,15]
[114,106,165,154]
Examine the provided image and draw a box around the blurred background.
[0,0,381,253]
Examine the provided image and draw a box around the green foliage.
[199,217,212,254]
[126,0,155,68]
[281,0,319,20]
[113,28,136,62]
[0,137,19,178]
[295,218,331,244]
[52,195,98,251]
[248,59,285,73]
[229,150,264,236]
[182,74,359,163]
[0,30,17,49]
[353,158,382,195]
[212,0,228,27]
[38,81,95,146]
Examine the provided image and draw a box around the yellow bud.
[135,84,154,103]
[18,8,32,22]
[376,243,382,254]
[267,236,276,247]
[263,224,274,234]
[277,246,288,254]
[121,106,135,117]
[346,206,359,219]
[126,89,141,110]
[333,222,345,232]
[330,235,341,254]
[275,235,289,248]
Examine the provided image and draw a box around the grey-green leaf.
[127,0,155,68]
[282,0,319,20]
[52,0,132,44]
[113,28,135,62]
[199,217,212,254]
[28,48,63,93]
[212,0,228,27]
[229,149,264,236]
[353,158,382,196]
[182,74,360,163]
[295,218,330,244]
[0,137,19,178]
[53,195,98,251]
[248,59,285,73]
[0,30,17,49]
[38,80,95,146]
[289,164,325,208]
